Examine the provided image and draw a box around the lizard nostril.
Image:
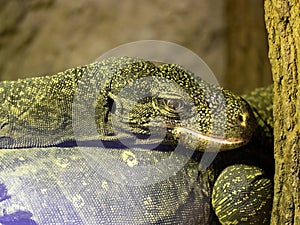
[238,113,248,127]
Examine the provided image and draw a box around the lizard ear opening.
[102,95,116,124]
[107,95,116,114]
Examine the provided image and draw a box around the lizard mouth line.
[174,127,245,145]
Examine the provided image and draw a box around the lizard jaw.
[173,126,246,151]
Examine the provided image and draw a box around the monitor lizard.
[0,57,273,224]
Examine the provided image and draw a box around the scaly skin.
[211,85,274,225]
[0,57,256,151]
[0,57,273,224]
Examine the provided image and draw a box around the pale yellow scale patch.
[41,188,48,195]
[143,196,157,218]
[72,194,85,208]
[121,150,138,167]
[143,196,153,206]
[101,180,109,191]
[55,157,70,168]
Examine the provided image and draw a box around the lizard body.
[0,57,273,224]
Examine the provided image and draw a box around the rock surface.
[0,0,225,82]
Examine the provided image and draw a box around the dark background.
[0,0,272,94]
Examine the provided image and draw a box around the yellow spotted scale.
[212,164,273,225]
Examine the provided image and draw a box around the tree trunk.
[264,0,300,224]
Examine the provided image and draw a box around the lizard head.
[96,58,257,152]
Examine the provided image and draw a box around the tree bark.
[264,0,300,224]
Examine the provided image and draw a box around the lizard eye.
[163,98,185,112]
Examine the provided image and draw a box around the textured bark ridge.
[265,0,300,224]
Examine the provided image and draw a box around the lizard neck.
[242,85,273,148]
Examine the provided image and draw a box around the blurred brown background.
[0,0,272,94]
